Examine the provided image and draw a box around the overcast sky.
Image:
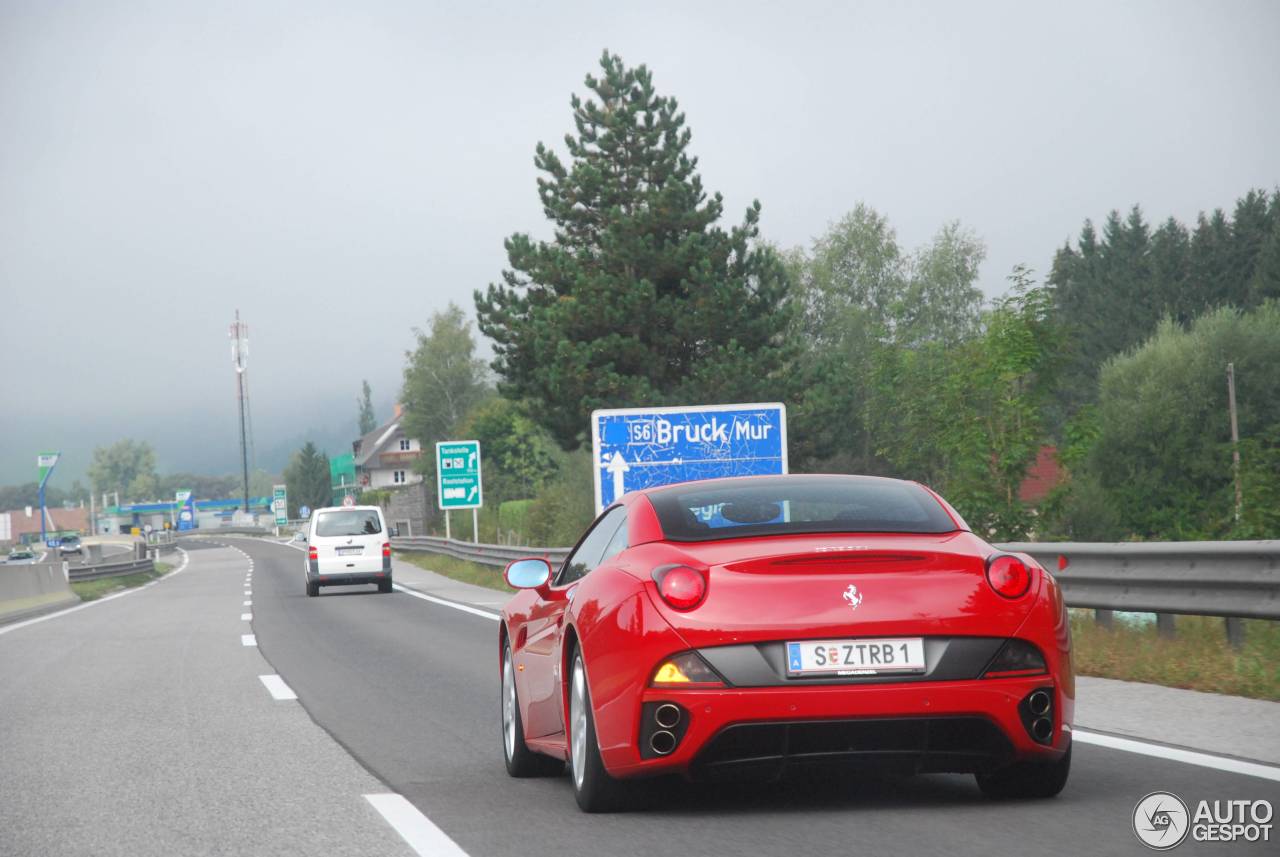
[2,0,1278,487]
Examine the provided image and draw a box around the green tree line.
[398,51,1279,545]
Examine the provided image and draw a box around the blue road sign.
[591,403,787,514]
[299,505,311,520]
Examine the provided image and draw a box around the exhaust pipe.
[1027,690,1052,716]
[1031,717,1053,742]
[649,730,677,756]
[654,704,682,729]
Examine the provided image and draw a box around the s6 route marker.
[590,402,787,514]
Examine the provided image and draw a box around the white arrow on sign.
[605,452,630,500]
[467,451,477,469]
[467,485,478,502]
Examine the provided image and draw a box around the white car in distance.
[304,505,392,597]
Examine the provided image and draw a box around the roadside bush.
[524,452,595,547]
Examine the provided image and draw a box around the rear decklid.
[636,532,1038,648]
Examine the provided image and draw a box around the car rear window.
[647,476,960,541]
[314,510,382,537]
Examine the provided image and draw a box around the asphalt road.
[0,540,414,857]
[230,537,1280,857]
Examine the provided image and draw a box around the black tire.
[378,577,393,594]
[306,578,319,597]
[568,647,631,812]
[976,743,1071,799]
[501,641,563,777]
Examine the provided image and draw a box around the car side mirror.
[505,557,552,591]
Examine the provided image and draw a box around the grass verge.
[70,561,172,602]
[1070,610,1280,700]
[397,552,514,593]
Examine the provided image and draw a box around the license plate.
[786,637,926,676]
[335,546,363,556]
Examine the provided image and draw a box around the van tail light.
[651,565,707,610]
[382,542,391,558]
[986,554,1031,599]
[308,546,318,561]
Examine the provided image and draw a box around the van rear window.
[315,510,382,537]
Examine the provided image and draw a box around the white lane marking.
[228,536,501,622]
[244,590,252,596]
[241,613,252,621]
[391,584,500,622]
[365,793,469,857]
[0,548,191,637]
[243,600,252,606]
[258,674,297,701]
[1074,728,1280,782]
[241,634,257,647]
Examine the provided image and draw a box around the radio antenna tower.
[230,310,251,513]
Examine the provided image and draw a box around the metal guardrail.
[176,526,272,537]
[392,536,1280,622]
[68,556,155,582]
[999,540,1280,621]
[392,536,570,568]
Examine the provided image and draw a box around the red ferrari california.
[499,474,1073,811]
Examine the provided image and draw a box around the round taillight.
[652,565,706,610]
[986,554,1031,599]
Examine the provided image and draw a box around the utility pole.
[230,311,251,514]
[1227,362,1242,524]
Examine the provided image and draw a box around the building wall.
[384,481,431,536]
[368,466,423,490]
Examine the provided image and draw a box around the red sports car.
[499,474,1073,812]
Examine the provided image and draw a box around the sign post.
[37,452,60,544]
[435,441,483,543]
[272,484,288,536]
[590,403,787,514]
[172,490,192,530]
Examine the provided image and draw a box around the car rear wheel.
[305,578,319,597]
[568,648,630,812]
[501,642,562,777]
[976,743,1071,799]
[378,577,393,594]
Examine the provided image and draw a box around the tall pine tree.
[475,51,792,448]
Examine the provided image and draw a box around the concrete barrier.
[0,561,78,625]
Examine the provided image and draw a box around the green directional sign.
[436,440,482,510]
[272,484,288,526]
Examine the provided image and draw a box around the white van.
[304,505,392,596]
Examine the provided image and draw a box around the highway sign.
[591,402,787,513]
[436,440,482,510]
[37,452,60,484]
[342,494,355,507]
[175,490,192,504]
[299,505,311,519]
[272,484,288,526]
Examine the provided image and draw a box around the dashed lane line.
[364,793,469,857]
[258,674,298,701]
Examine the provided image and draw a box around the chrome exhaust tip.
[654,703,682,729]
[649,730,677,756]
[1031,717,1053,742]
[1028,690,1052,716]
